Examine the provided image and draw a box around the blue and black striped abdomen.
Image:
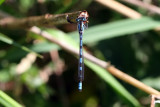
[78,31,84,91]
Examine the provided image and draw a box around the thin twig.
[96,0,142,19]
[0,11,80,29]
[107,66,160,95]
[123,0,160,15]
[30,26,109,68]
[30,26,160,96]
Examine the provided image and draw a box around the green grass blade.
[69,17,160,43]
[2,42,59,61]
[29,41,60,53]
[0,33,43,58]
[0,90,22,107]
[85,60,141,106]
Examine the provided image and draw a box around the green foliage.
[69,17,160,44]
[29,41,60,53]
[46,29,141,106]
[0,0,5,5]
[0,33,43,58]
[1,0,160,107]
[85,60,141,107]
[142,77,160,89]
[0,90,22,107]
[0,64,16,82]
[19,0,35,13]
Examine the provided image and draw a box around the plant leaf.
[0,90,22,107]
[29,41,60,53]
[69,17,160,43]
[0,33,43,58]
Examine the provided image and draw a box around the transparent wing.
[84,22,88,29]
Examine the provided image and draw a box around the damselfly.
[76,11,89,92]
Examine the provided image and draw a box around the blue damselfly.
[76,11,89,91]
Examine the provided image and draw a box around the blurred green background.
[0,0,160,107]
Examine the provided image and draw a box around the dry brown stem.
[96,0,142,19]
[123,0,160,15]
[0,11,80,29]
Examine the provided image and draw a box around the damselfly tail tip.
[78,81,82,92]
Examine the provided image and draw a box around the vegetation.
[0,0,160,107]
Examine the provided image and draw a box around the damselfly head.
[78,10,89,22]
